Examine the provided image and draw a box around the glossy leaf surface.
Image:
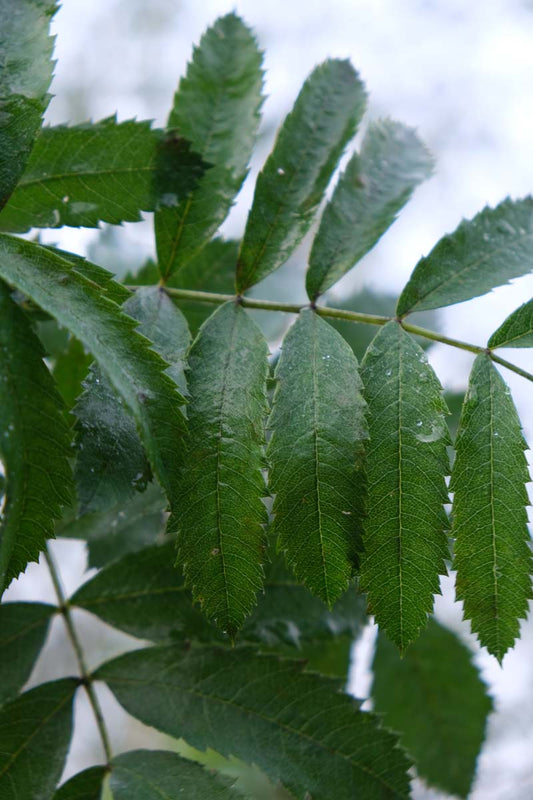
[236,59,367,292]
[0,281,74,592]
[0,118,205,231]
[488,298,533,348]
[268,310,367,604]
[0,601,55,705]
[360,322,450,651]
[372,618,492,798]
[156,14,263,280]
[397,197,533,314]
[97,645,411,800]
[451,355,532,661]
[307,119,432,299]
[53,766,106,800]
[172,302,268,635]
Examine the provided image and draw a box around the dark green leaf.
[307,119,433,299]
[96,645,411,800]
[488,298,533,348]
[0,0,57,207]
[0,118,205,231]
[236,60,367,292]
[0,236,187,515]
[53,766,106,800]
[172,302,268,635]
[0,280,74,592]
[155,14,263,280]
[110,750,237,799]
[53,337,92,411]
[359,322,450,652]
[451,355,532,661]
[397,196,533,315]
[42,245,132,305]
[57,482,167,569]
[372,619,492,798]
[0,678,77,800]
[0,601,55,705]
[268,310,367,605]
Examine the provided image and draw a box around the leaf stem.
[44,545,113,765]
[126,285,533,383]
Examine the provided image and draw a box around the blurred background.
[4,0,533,797]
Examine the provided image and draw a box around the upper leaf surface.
[359,322,451,651]
[110,750,238,799]
[53,766,106,800]
[0,678,77,800]
[96,645,411,800]
[0,280,74,592]
[306,119,433,299]
[156,14,263,281]
[397,197,533,315]
[0,601,55,706]
[0,235,187,512]
[0,118,205,232]
[488,298,533,348]
[171,302,268,636]
[268,310,367,605]
[236,59,367,292]
[372,618,492,799]
[451,355,532,661]
[0,0,57,207]
[58,482,167,569]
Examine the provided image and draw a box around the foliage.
[0,7,531,800]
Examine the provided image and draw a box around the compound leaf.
[0,0,57,208]
[306,119,433,299]
[451,355,532,661]
[236,59,367,292]
[96,645,411,800]
[0,235,187,515]
[268,309,367,605]
[0,601,56,706]
[172,302,268,636]
[53,766,107,800]
[0,280,74,592]
[488,298,533,348]
[372,618,492,798]
[397,197,533,315]
[360,321,450,652]
[0,678,77,800]
[0,117,205,232]
[156,14,263,280]
[110,750,238,800]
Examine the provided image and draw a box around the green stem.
[44,546,113,765]
[126,285,533,383]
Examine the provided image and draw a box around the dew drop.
[277,167,285,176]
[416,420,423,427]
[385,369,392,377]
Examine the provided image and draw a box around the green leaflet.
[0,281,74,592]
[397,196,533,315]
[73,287,190,515]
[53,766,107,800]
[58,482,167,569]
[171,302,268,635]
[0,118,205,232]
[156,15,263,281]
[0,236,186,513]
[96,645,412,800]
[0,0,57,208]
[236,59,367,292]
[360,321,451,651]
[306,119,433,299]
[110,750,238,799]
[451,355,532,661]
[53,336,92,411]
[0,602,56,706]
[372,618,493,798]
[0,678,77,800]
[70,541,366,647]
[268,309,367,605]
[488,298,533,348]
